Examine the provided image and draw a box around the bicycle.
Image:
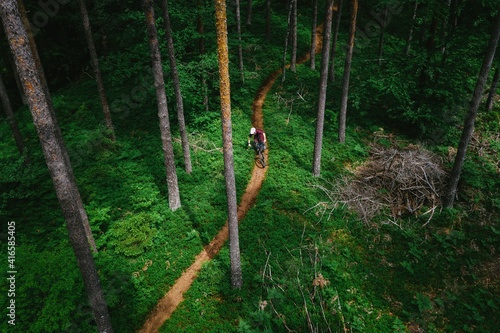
[254,142,266,168]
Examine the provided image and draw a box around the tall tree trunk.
[290,0,297,72]
[214,0,242,289]
[0,73,27,158]
[0,2,113,332]
[309,0,318,70]
[329,0,343,82]
[142,0,181,211]
[312,0,335,177]
[486,67,499,111]
[235,0,245,83]
[197,0,209,111]
[281,0,294,83]
[78,0,115,141]
[405,1,418,56]
[377,5,388,66]
[338,0,357,143]
[162,0,192,174]
[18,0,97,252]
[266,0,271,40]
[246,0,252,25]
[443,13,500,208]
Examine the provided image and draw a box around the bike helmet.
[250,127,256,135]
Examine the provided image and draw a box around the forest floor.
[139,26,322,333]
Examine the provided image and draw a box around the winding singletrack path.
[139,26,323,333]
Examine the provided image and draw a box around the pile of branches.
[320,144,447,225]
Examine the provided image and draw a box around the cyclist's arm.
[247,135,252,146]
[263,133,267,143]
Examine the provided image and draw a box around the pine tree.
[214,0,242,289]
[0,2,113,331]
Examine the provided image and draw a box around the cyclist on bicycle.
[248,127,266,151]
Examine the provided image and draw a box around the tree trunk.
[197,0,209,111]
[377,5,388,66]
[281,0,294,83]
[312,0,335,177]
[162,0,192,174]
[235,0,245,83]
[266,0,271,40]
[246,0,252,26]
[338,0,357,143]
[486,67,499,111]
[78,0,115,141]
[142,0,181,211]
[0,73,26,158]
[405,1,418,56]
[309,0,318,70]
[290,0,297,72]
[0,2,113,332]
[329,0,343,82]
[214,0,242,289]
[18,0,97,253]
[443,13,500,208]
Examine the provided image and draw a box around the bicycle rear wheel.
[255,150,266,168]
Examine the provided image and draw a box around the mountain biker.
[248,127,266,151]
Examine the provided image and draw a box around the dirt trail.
[139,27,322,333]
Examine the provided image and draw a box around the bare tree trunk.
[329,0,343,82]
[0,73,26,158]
[235,0,245,83]
[281,0,294,83]
[162,0,192,174]
[246,0,252,25]
[142,0,181,211]
[443,13,500,208]
[78,0,115,141]
[338,0,357,143]
[405,1,418,56]
[18,0,97,253]
[486,67,499,111]
[214,0,242,289]
[197,0,209,111]
[309,0,318,70]
[0,2,113,331]
[377,5,388,66]
[266,0,271,40]
[290,0,297,72]
[312,0,335,177]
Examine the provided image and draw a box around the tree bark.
[405,1,418,56]
[290,0,297,72]
[78,0,115,141]
[486,67,499,111]
[312,0,335,177]
[309,0,318,70]
[162,0,192,174]
[281,0,294,83]
[0,73,26,157]
[197,0,209,111]
[377,5,388,66]
[329,0,343,82]
[443,13,500,208]
[338,0,357,143]
[142,0,181,211]
[246,0,252,26]
[266,0,271,40]
[0,2,113,332]
[214,0,242,289]
[235,0,245,83]
[18,0,97,252]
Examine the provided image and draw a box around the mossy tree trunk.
[0,2,113,332]
[214,0,242,289]
[142,0,181,211]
